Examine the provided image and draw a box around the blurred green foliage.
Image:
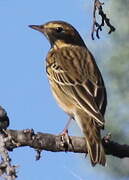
[73,1,129,178]
[102,0,129,177]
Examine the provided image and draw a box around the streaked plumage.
[29,21,107,166]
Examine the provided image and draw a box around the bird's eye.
[55,27,64,33]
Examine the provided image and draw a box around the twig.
[0,106,9,131]
[0,133,17,180]
[91,0,116,40]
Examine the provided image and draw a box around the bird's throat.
[53,40,72,50]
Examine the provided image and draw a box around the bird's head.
[29,21,85,48]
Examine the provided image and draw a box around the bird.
[29,20,107,166]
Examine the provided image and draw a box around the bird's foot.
[59,128,71,151]
[60,128,70,143]
[103,132,111,143]
[59,116,73,151]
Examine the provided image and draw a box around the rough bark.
[3,129,129,158]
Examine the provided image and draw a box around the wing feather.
[46,46,106,127]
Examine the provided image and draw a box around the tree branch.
[3,129,129,159]
[91,0,116,40]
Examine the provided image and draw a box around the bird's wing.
[47,46,106,127]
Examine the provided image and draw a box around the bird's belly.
[49,81,75,116]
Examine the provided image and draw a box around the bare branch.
[2,129,129,159]
[91,0,116,40]
[0,128,129,179]
[0,133,17,180]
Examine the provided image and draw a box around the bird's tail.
[75,110,106,166]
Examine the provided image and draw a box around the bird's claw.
[103,132,111,143]
[59,129,71,151]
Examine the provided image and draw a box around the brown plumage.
[29,21,107,166]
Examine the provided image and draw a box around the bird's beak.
[29,24,50,43]
[28,25,44,33]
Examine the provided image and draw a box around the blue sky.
[0,0,127,180]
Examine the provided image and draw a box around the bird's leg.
[59,117,73,149]
[60,116,73,136]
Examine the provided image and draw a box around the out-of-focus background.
[0,0,129,179]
